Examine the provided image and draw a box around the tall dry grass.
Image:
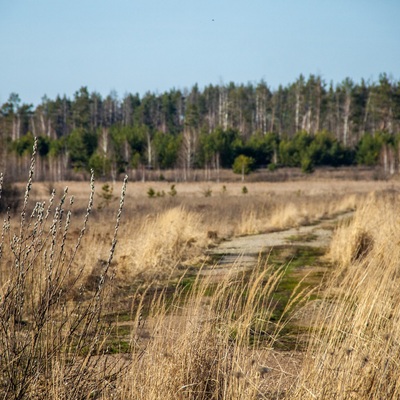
[292,191,400,399]
[235,192,357,236]
[115,261,310,400]
[120,206,209,280]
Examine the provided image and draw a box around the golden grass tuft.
[121,206,208,279]
[328,191,398,268]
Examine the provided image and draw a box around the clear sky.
[0,0,399,106]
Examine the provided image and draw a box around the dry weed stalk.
[0,140,128,399]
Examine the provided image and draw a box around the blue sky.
[0,0,399,106]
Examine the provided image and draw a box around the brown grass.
[292,191,400,399]
[4,154,400,399]
[29,179,365,285]
[115,261,309,400]
[122,206,209,279]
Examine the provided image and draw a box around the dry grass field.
[2,159,400,398]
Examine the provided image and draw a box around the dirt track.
[206,211,353,272]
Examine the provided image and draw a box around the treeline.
[1,73,400,181]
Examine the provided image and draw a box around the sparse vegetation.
[285,233,318,243]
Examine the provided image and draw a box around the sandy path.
[206,212,352,270]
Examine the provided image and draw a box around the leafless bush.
[0,139,128,399]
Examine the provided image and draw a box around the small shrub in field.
[168,184,177,197]
[97,183,116,209]
[351,230,373,262]
[242,186,248,194]
[207,230,218,239]
[202,187,212,197]
[147,187,156,198]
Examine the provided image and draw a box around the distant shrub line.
[4,129,399,181]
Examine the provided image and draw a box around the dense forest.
[1,73,400,181]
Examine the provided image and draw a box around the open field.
[2,168,400,399]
